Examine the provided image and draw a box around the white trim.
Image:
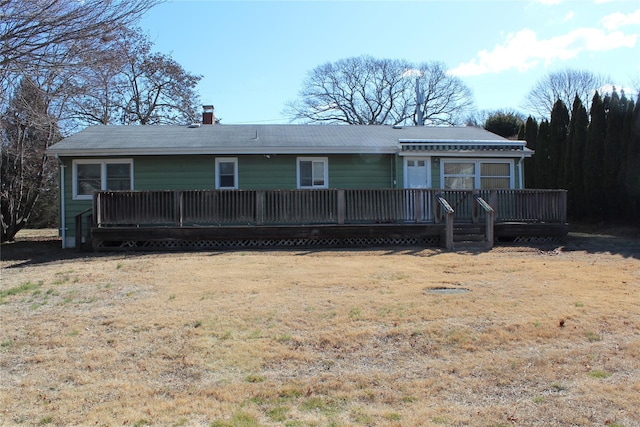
[297,157,328,189]
[403,156,431,189]
[72,159,133,200]
[441,159,514,189]
[215,157,238,189]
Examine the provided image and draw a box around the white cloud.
[601,9,640,31]
[449,27,638,77]
[533,0,562,4]
[562,11,575,23]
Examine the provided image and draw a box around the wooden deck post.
[444,211,454,250]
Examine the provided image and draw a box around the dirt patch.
[1,228,639,426]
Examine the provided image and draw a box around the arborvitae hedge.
[525,90,639,223]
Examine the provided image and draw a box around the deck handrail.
[92,189,567,230]
[436,194,454,250]
[474,195,495,248]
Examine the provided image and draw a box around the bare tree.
[0,0,160,104]
[286,56,474,126]
[414,62,474,126]
[1,76,61,242]
[0,0,160,240]
[119,32,201,125]
[68,29,202,126]
[523,69,609,118]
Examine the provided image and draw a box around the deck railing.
[92,188,567,228]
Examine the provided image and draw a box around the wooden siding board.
[135,156,216,190]
[329,154,393,189]
[238,155,297,189]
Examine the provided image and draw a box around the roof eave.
[46,146,399,157]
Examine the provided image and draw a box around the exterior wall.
[60,153,396,246]
[135,156,217,190]
[60,152,526,246]
[330,154,393,189]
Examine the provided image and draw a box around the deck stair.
[452,223,491,250]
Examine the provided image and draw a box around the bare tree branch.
[285,56,474,126]
[523,69,610,119]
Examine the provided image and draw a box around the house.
[47,112,566,250]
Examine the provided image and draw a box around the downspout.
[518,144,525,189]
[55,154,66,248]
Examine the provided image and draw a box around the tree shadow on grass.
[2,226,638,268]
[561,231,640,260]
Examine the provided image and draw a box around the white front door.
[405,157,430,188]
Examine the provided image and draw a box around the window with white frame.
[442,160,512,189]
[73,159,133,200]
[297,157,328,189]
[215,157,238,189]
[480,162,511,189]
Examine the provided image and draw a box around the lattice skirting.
[497,235,566,244]
[93,235,442,250]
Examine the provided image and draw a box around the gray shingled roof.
[47,124,528,156]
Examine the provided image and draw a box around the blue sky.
[140,0,640,124]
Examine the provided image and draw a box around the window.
[297,157,328,189]
[73,159,133,200]
[480,163,510,189]
[442,160,512,189]
[443,162,475,190]
[215,157,238,189]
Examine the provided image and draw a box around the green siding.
[330,154,393,189]
[238,155,297,189]
[135,156,216,190]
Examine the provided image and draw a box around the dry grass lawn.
[1,229,639,426]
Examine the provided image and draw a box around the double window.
[73,159,133,200]
[215,158,238,189]
[442,160,512,189]
[297,157,328,189]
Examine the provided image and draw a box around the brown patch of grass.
[1,232,639,426]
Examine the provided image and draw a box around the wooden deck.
[78,189,568,250]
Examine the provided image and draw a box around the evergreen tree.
[623,94,640,220]
[603,90,624,217]
[566,96,589,219]
[523,116,538,188]
[583,92,606,220]
[548,100,570,189]
[535,120,550,189]
[483,110,525,139]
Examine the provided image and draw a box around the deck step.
[452,223,488,247]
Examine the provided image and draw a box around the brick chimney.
[202,105,215,125]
